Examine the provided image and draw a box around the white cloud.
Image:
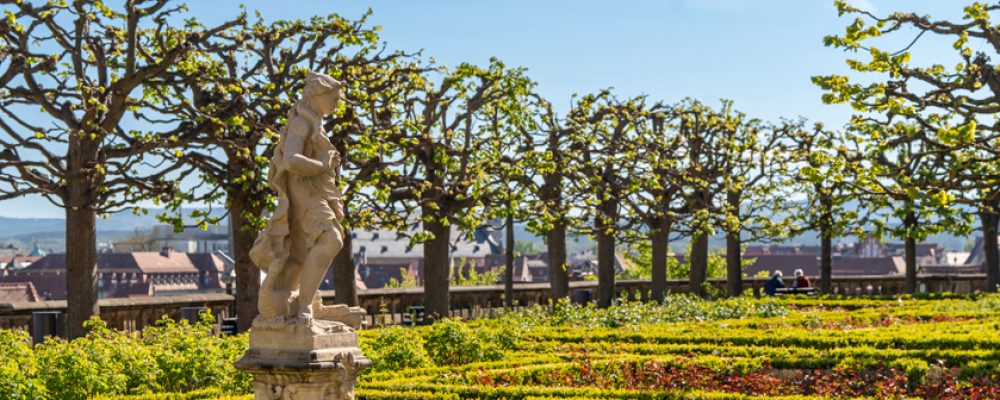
[846,0,877,13]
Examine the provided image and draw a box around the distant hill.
[0,208,228,252]
[513,223,971,254]
[0,217,65,237]
[0,208,972,254]
[0,208,227,236]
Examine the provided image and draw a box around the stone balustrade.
[0,293,233,331]
[0,274,989,333]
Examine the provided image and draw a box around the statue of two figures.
[249,71,364,333]
[237,72,368,400]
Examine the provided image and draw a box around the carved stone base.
[236,318,370,400]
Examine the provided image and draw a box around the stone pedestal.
[236,319,370,400]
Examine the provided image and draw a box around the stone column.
[235,320,370,400]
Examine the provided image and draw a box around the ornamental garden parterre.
[3,294,1000,400]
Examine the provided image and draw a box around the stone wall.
[0,275,989,333]
[0,293,233,331]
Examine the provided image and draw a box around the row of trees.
[1,1,997,338]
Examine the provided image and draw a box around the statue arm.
[283,119,333,177]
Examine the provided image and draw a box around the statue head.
[302,72,345,116]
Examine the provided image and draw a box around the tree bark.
[542,127,570,301]
[818,193,834,294]
[546,220,570,300]
[726,230,742,297]
[595,195,619,308]
[688,189,709,297]
[650,219,669,302]
[595,227,616,308]
[65,204,98,339]
[65,136,99,339]
[227,188,261,332]
[903,212,918,294]
[423,211,452,318]
[725,191,742,297]
[332,225,358,306]
[982,210,1000,292]
[689,232,709,297]
[504,212,514,307]
[820,228,833,294]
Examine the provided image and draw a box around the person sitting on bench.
[792,269,811,289]
[764,270,785,296]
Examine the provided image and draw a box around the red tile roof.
[128,252,200,274]
[186,253,225,273]
[19,252,210,274]
[0,281,40,302]
[2,273,64,301]
[744,255,819,277]
[745,255,909,277]
[832,256,905,276]
[5,252,226,301]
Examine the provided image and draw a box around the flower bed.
[3,294,999,399]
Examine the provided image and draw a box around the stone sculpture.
[236,72,369,400]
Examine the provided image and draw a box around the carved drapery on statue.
[246,72,360,328]
[250,102,345,271]
[237,72,369,400]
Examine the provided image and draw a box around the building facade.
[1,249,224,301]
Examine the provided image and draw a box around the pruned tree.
[815,0,998,290]
[716,112,795,296]
[520,94,578,301]
[623,101,683,302]
[565,90,648,307]
[786,124,859,293]
[478,88,536,306]
[385,58,534,317]
[670,99,728,296]
[0,0,240,337]
[158,11,419,329]
[848,122,971,293]
[325,46,426,308]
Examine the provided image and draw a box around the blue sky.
[0,0,967,218]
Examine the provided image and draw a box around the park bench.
[775,287,819,296]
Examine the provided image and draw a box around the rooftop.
[14,251,220,275]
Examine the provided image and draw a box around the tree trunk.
[903,212,918,294]
[982,210,1000,292]
[423,211,452,318]
[228,188,261,332]
[504,213,515,307]
[595,195,619,308]
[65,135,99,339]
[726,230,742,297]
[818,193,834,294]
[725,191,742,296]
[65,204,98,339]
[329,127,357,307]
[820,228,832,294]
[689,232,709,297]
[332,225,358,306]
[595,227,616,308]
[650,219,669,302]
[904,235,917,294]
[547,220,570,300]
[542,126,569,301]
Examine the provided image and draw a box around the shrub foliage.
[5,296,1000,400]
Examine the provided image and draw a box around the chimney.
[160,246,172,257]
